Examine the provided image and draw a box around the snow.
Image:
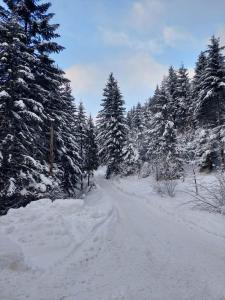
[15,100,26,109]
[1,171,225,300]
[0,235,26,271]
[0,90,10,98]
[7,177,16,196]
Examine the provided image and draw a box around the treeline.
[96,36,225,181]
[0,0,98,214]
[122,36,225,179]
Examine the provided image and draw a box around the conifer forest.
[1,1,225,300]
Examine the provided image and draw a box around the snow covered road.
[1,173,225,300]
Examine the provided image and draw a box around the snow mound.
[0,197,113,270]
[0,234,26,271]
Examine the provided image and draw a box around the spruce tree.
[77,102,87,190]
[176,64,191,130]
[59,83,81,196]
[193,36,225,170]
[13,0,82,192]
[97,73,127,178]
[122,138,140,176]
[166,66,179,126]
[0,0,82,212]
[0,11,50,213]
[85,116,99,186]
[146,84,183,180]
[194,36,225,126]
[191,51,207,123]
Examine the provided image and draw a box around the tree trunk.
[220,142,225,171]
[87,173,90,187]
[49,122,54,176]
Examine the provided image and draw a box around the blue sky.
[3,0,225,114]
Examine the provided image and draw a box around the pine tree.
[0,1,82,212]
[146,84,183,180]
[0,11,50,213]
[85,116,99,186]
[189,51,208,129]
[193,36,225,170]
[133,102,144,131]
[97,73,127,178]
[126,110,133,130]
[14,0,82,190]
[166,66,179,126]
[59,83,81,196]
[176,64,191,130]
[146,84,168,163]
[149,85,161,114]
[121,138,140,176]
[77,102,87,190]
[194,36,225,126]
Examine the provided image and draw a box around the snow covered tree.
[165,66,179,126]
[77,102,87,190]
[194,36,225,127]
[193,36,225,171]
[176,64,191,130]
[121,137,140,176]
[0,12,50,213]
[97,73,127,178]
[146,84,183,180]
[59,83,81,196]
[85,116,99,186]
[0,1,82,213]
[149,85,161,114]
[191,51,207,125]
[159,121,183,180]
[126,108,134,130]
[133,102,144,131]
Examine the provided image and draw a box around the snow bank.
[0,234,25,271]
[0,196,113,270]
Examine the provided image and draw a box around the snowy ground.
[1,170,225,300]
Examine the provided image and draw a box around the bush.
[154,179,177,197]
[189,173,225,213]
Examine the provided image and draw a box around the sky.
[3,0,225,114]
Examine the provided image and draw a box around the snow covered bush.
[154,179,177,197]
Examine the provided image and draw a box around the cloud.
[99,27,163,54]
[66,53,168,102]
[116,53,167,90]
[130,0,165,29]
[65,64,105,94]
[163,26,195,47]
[99,27,131,47]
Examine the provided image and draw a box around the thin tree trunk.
[49,122,54,176]
[192,166,198,195]
[220,142,225,171]
[87,173,90,187]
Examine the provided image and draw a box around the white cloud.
[163,26,194,47]
[130,0,164,29]
[66,53,168,100]
[99,27,131,47]
[116,53,167,90]
[99,27,163,54]
[65,64,105,94]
